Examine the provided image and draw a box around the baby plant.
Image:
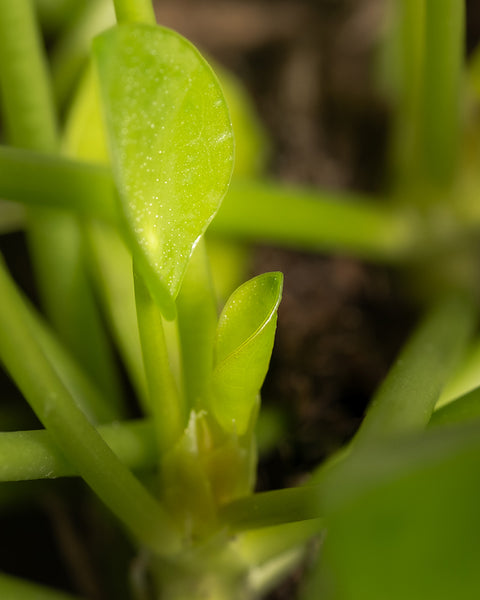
[2,0,480,599]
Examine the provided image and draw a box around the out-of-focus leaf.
[210,272,283,435]
[306,419,480,600]
[93,24,234,319]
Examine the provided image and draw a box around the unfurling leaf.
[210,272,283,435]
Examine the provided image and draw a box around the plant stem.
[0,146,424,262]
[0,258,180,556]
[0,419,156,481]
[176,240,217,411]
[352,291,476,447]
[113,0,156,25]
[212,179,417,261]
[0,572,81,600]
[0,0,57,148]
[234,519,324,568]
[389,0,464,192]
[19,287,120,424]
[134,269,186,453]
[0,0,123,406]
[387,0,426,185]
[50,0,115,110]
[0,146,118,221]
[419,0,464,187]
[219,486,324,531]
[86,221,149,407]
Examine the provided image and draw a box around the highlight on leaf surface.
[210,272,283,435]
[93,23,234,319]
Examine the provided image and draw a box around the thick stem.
[0,0,57,150]
[134,269,186,453]
[176,240,217,411]
[0,146,118,222]
[113,0,156,25]
[0,258,180,556]
[353,291,476,447]
[212,179,417,262]
[0,0,123,407]
[0,419,156,481]
[419,0,464,187]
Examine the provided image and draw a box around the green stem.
[0,258,180,556]
[0,0,122,406]
[219,486,324,531]
[176,240,217,411]
[389,0,464,191]
[0,146,118,222]
[0,419,156,481]
[419,0,464,187]
[113,0,156,25]
[0,572,81,600]
[86,221,149,407]
[387,0,426,185]
[0,0,57,150]
[234,519,324,568]
[352,291,476,447]
[19,285,120,424]
[212,179,417,261]
[50,0,115,110]
[0,145,422,262]
[134,269,186,453]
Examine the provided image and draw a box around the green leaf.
[93,24,234,319]
[308,421,480,600]
[210,272,283,435]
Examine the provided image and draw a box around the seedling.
[1,0,480,599]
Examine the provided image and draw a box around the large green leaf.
[93,24,234,319]
[306,420,480,600]
[210,272,283,435]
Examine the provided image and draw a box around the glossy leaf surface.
[94,24,234,319]
[210,272,283,435]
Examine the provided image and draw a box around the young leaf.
[210,272,283,435]
[93,24,234,319]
